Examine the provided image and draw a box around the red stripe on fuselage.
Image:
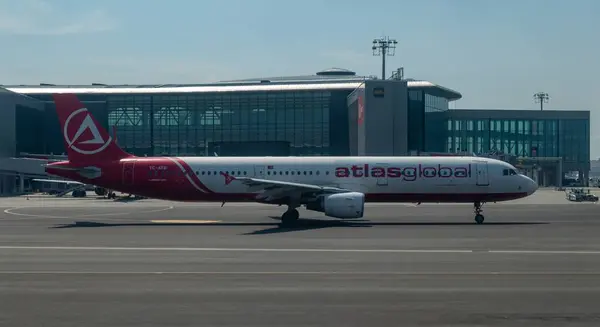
[169,157,215,194]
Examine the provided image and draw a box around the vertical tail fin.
[52,93,133,164]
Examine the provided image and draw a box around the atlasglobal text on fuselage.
[44,93,539,226]
[334,164,471,180]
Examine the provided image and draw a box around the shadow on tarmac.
[50,217,548,235]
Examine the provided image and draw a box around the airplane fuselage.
[43,93,539,225]
[46,155,537,204]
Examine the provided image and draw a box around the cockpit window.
[503,169,518,176]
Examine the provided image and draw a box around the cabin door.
[122,160,135,185]
[375,163,388,186]
[475,162,489,186]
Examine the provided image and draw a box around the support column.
[19,173,24,193]
[557,159,563,188]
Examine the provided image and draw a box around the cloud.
[0,0,116,35]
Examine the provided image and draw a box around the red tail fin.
[53,93,133,164]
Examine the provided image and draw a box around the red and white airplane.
[45,94,538,225]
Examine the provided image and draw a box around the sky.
[1,0,598,158]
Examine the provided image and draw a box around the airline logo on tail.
[64,108,112,155]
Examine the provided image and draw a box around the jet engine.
[306,192,365,219]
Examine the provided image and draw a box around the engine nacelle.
[306,192,365,219]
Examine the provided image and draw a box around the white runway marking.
[2,206,174,219]
[1,246,600,254]
[0,271,599,275]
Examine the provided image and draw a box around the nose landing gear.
[474,201,485,224]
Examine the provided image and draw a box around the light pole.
[533,92,550,111]
[372,36,398,80]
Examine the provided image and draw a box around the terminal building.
[0,68,591,194]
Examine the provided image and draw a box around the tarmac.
[0,188,599,327]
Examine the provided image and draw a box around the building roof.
[0,86,46,108]
[2,68,463,101]
[447,109,590,120]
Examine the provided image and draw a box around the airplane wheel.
[475,214,485,224]
[281,209,299,227]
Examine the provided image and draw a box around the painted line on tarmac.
[1,246,600,255]
[0,271,599,275]
[150,220,222,224]
[2,206,174,220]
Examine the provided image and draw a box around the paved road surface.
[0,193,598,326]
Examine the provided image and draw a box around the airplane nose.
[525,176,538,195]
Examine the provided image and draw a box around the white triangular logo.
[70,114,105,146]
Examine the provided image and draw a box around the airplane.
[44,93,538,225]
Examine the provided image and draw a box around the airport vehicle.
[44,94,538,225]
[566,188,599,202]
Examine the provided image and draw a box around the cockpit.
[496,162,538,195]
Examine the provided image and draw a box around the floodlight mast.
[533,92,550,111]
[372,36,398,80]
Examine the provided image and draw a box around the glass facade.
[424,93,449,152]
[559,119,590,163]
[407,90,449,153]
[446,117,590,164]
[13,83,587,166]
[29,90,353,157]
[108,91,336,156]
[15,104,45,155]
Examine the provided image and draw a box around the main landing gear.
[281,206,300,227]
[474,201,485,224]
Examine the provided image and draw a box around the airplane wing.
[232,177,351,203]
[31,178,85,185]
[43,165,101,179]
[31,179,87,197]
